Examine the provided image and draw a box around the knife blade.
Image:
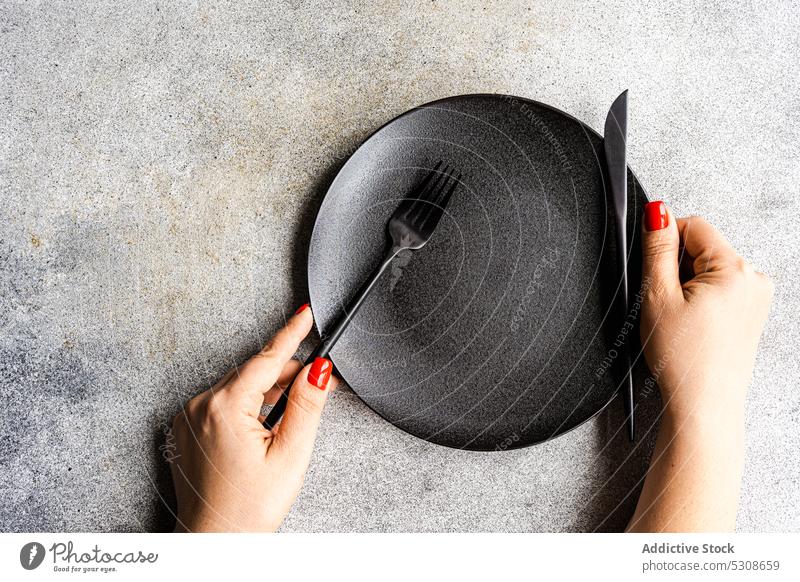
[603,89,635,442]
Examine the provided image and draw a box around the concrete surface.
[1,0,798,532]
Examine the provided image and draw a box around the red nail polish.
[644,201,668,231]
[294,303,310,315]
[308,358,332,390]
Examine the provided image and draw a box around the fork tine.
[420,160,443,188]
[409,165,449,222]
[415,171,448,223]
[417,170,458,227]
[436,173,459,213]
[394,161,442,216]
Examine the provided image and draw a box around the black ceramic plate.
[308,94,648,451]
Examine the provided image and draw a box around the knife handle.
[615,209,635,442]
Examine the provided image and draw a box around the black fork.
[263,162,460,430]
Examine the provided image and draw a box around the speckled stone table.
[2,0,798,532]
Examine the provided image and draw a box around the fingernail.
[308,358,332,390]
[644,201,668,231]
[294,303,310,315]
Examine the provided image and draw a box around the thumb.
[270,357,336,469]
[640,200,682,306]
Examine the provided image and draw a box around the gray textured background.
[1,0,798,532]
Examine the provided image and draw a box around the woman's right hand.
[638,202,774,430]
[628,201,773,532]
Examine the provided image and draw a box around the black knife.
[603,90,635,442]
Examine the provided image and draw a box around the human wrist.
[660,401,745,453]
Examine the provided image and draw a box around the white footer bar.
[1,533,797,581]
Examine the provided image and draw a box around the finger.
[640,201,683,307]
[678,247,696,283]
[676,216,737,275]
[277,358,304,387]
[754,270,775,316]
[211,367,238,391]
[260,364,341,425]
[225,305,314,412]
[755,270,775,295]
[260,358,303,417]
[269,357,334,471]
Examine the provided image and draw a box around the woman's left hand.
[170,305,337,532]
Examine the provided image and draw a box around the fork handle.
[262,246,402,430]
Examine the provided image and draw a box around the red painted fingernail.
[644,201,668,231]
[294,303,310,315]
[308,358,332,390]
